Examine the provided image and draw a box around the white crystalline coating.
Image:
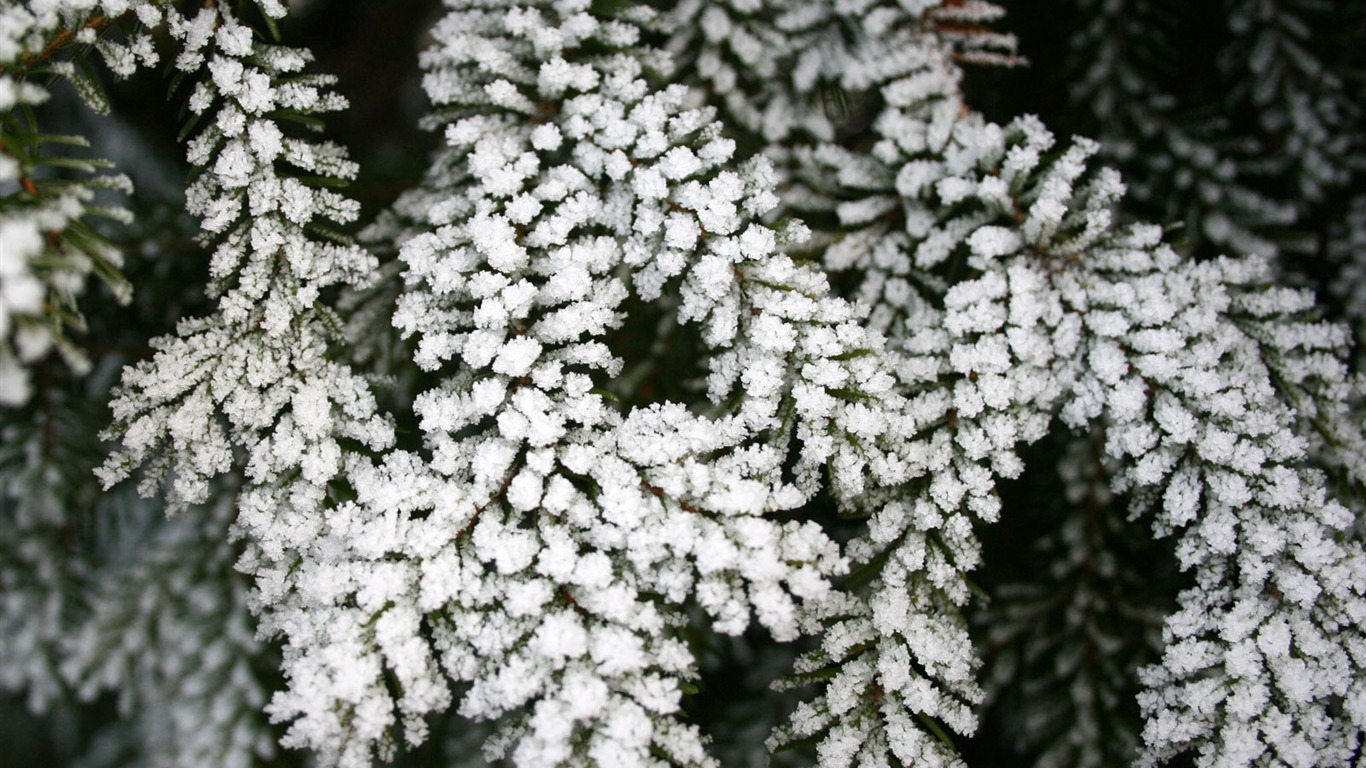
[1069,256,1366,768]
[1070,0,1349,264]
[0,219,46,322]
[740,23,1075,764]
[966,225,1021,260]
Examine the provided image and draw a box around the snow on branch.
[89,6,399,764]
[3,2,1361,767]
[244,1,923,764]
[97,4,392,511]
[674,1,1366,765]
[1062,244,1366,766]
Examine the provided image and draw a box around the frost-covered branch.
[675,1,1366,765]
[1060,0,1298,259]
[3,2,1362,767]
[246,1,926,764]
[1061,246,1366,766]
[98,3,390,510]
[90,4,398,764]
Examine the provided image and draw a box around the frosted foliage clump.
[1064,249,1366,767]
[89,5,396,766]
[222,1,919,765]
[671,2,1366,766]
[98,2,389,513]
[1,2,1361,768]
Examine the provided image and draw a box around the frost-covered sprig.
[1058,0,1366,295]
[0,2,164,404]
[668,0,1016,150]
[674,1,1366,764]
[1225,264,1366,506]
[0,2,162,80]
[1221,0,1359,209]
[246,2,919,765]
[769,118,1114,768]
[90,4,397,762]
[1218,0,1366,357]
[1058,244,1366,767]
[852,105,1366,767]
[669,6,1083,763]
[61,493,275,768]
[98,4,392,511]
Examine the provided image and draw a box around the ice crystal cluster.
[1,1,1364,768]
